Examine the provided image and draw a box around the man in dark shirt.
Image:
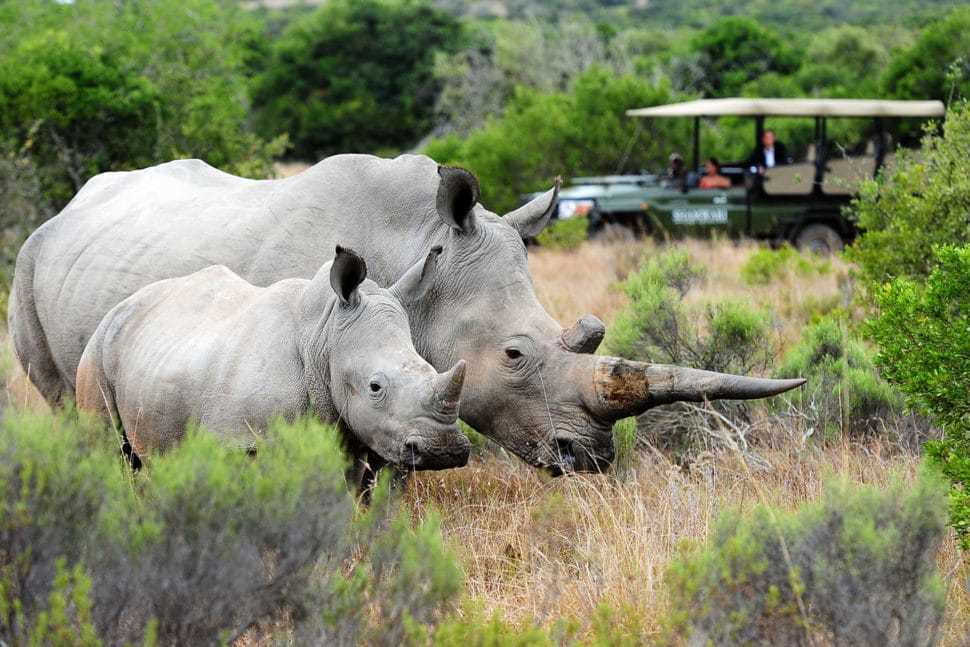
[749,129,789,174]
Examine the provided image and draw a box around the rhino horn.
[588,357,806,419]
[561,314,606,354]
[433,359,465,420]
[505,177,561,238]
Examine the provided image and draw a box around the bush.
[297,476,464,646]
[774,317,918,441]
[868,245,970,547]
[0,410,122,644]
[604,250,775,460]
[535,217,588,250]
[96,418,353,644]
[884,7,970,106]
[0,2,283,189]
[666,473,948,646]
[604,250,772,375]
[741,245,830,286]
[1,409,470,643]
[847,104,970,287]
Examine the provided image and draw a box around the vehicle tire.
[794,224,844,255]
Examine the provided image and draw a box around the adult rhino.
[10,154,803,474]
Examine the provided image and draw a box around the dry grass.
[411,237,970,644]
[409,444,969,644]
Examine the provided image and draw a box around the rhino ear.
[436,166,480,233]
[391,246,442,305]
[331,245,367,307]
[504,178,561,238]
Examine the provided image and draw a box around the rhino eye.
[505,348,523,360]
[369,381,382,393]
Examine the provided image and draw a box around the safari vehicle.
[557,98,945,254]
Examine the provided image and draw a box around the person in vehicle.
[665,152,687,191]
[749,129,790,174]
[699,157,731,189]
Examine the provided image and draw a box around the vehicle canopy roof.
[626,98,945,119]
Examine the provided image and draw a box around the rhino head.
[399,167,804,475]
[314,246,471,472]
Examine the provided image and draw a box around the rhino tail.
[8,232,69,404]
[76,324,140,470]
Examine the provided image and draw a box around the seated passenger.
[665,152,687,191]
[698,157,731,190]
[748,129,790,175]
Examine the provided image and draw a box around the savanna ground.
[2,236,968,644]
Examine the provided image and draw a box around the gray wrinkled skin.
[75,248,470,477]
[12,154,804,474]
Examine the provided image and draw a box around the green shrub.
[604,250,774,460]
[611,417,638,473]
[604,250,772,375]
[774,317,912,440]
[0,410,467,643]
[535,217,588,250]
[297,476,465,646]
[847,104,970,287]
[0,1,286,290]
[666,473,948,646]
[0,410,123,643]
[97,417,353,644]
[741,245,830,286]
[868,245,970,547]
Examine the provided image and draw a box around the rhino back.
[98,267,309,454]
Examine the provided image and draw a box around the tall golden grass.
[410,237,969,644]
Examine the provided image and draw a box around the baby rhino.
[76,246,471,485]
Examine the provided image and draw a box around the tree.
[425,66,684,213]
[689,17,799,97]
[253,0,463,159]
[0,30,159,208]
[884,7,970,104]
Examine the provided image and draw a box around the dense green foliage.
[426,67,683,213]
[884,8,970,105]
[0,412,465,643]
[848,105,970,285]
[774,318,909,440]
[868,247,970,547]
[689,17,799,97]
[850,105,970,546]
[252,0,462,158]
[605,250,772,375]
[666,474,948,645]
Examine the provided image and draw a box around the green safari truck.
[563,98,945,254]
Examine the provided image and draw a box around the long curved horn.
[432,360,466,420]
[589,357,806,419]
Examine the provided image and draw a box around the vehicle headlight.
[557,199,595,219]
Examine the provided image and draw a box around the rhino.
[11,154,804,474]
[76,246,470,481]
